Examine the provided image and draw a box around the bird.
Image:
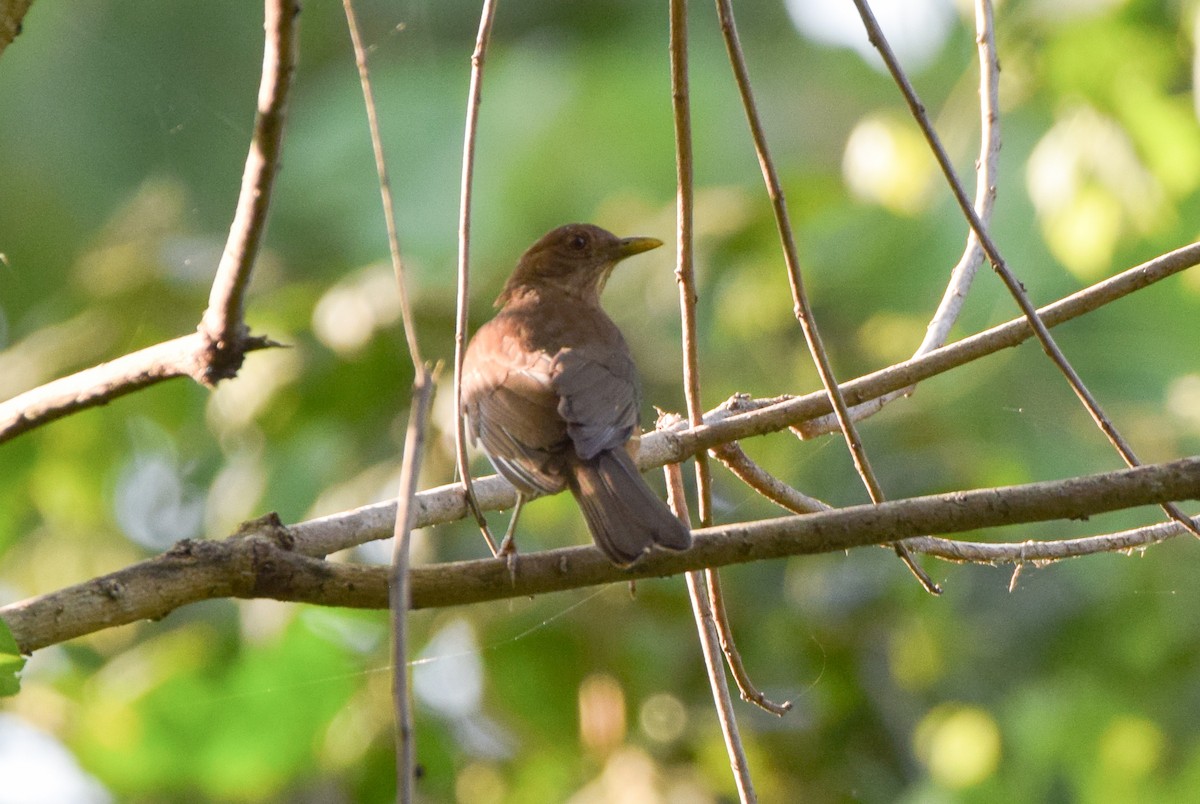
[462,223,693,567]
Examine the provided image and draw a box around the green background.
[2,0,1200,801]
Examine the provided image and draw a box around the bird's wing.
[462,328,567,494]
[552,341,641,462]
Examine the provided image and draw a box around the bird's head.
[497,223,662,305]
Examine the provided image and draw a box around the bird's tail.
[567,448,693,567]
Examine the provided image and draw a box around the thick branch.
[4,458,1198,654]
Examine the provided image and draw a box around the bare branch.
[673,0,778,739]
[904,520,1182,565]
[713,442,828,515]
[667,463,757,803]
[199,0,298,380]
[706,569,792,716]
[343,0,423,369]
[340,1,434,798]
[388,374,434,804]
[669,0,708,511]
[5,457,1199,654]
[802,0,1002,438]
[714,0,938,594]
[849,0,1200,539]
[452,0,502,555]
[0,333,279,444]
[0,0,297,445]
[918,0,1000,355]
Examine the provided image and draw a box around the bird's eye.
[568,233,589,251]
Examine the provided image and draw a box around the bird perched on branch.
[462,223,693,566]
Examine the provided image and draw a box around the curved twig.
[198,0,298,380]
[714,0,939,594]
[801,0,1001,438]
[849,0,1200,539]
[712,442,828,515]
[917,0,1000,355]
[0,0,297,444]
[452,0,502,555]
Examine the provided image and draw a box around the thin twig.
[849,0,1200,540]
[388,374,434,804]
[707,570,792,716]
[7,457,1200,654]
[668,0,710,524]
[918,0,1000,356]
[903,521,1184,564]
[714,0,939,593]
[665,464,757,804]
[801,0,1002,438]
[712,442,828,515]
[671,0,779,741]
[341,2,433,799]
[198,0,298,381]
[343,0,423,368]
[452,0,502,555]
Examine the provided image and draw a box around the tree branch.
[715,0,937,593]
[4,457,1198,654]
[849,0,1200,538]
[198,0,297,379]
[452,0,503,555]
[802,0,1001,438]
[0,0,297,445]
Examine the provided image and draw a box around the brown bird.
[462,223,693,567]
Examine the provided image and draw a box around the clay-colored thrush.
[462,223,693,566]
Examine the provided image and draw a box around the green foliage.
[2,0,1200,801]
[0,618,23,696]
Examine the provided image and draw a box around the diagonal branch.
[714,0,938,594]
[0,0,297,445]
[802,0,1001,438]
[198,0,298,380]
[849,0,1200,539]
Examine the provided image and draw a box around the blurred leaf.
[0,618,23,697]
